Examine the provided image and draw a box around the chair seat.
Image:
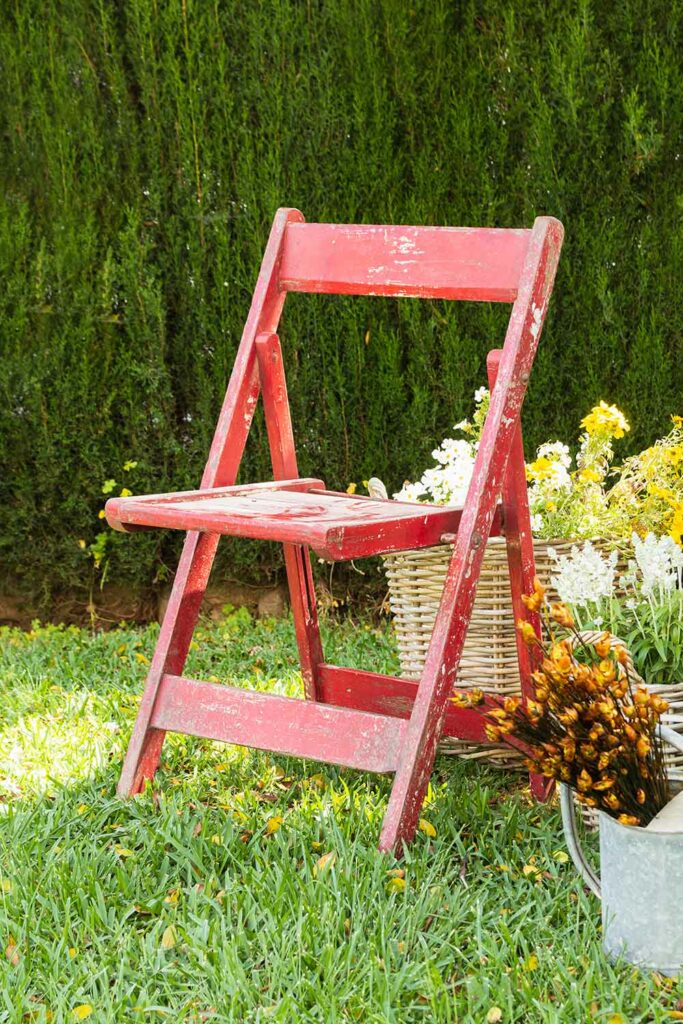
[105,477,503,561]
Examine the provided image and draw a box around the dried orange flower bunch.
[484,578,670,826]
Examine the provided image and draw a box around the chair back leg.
[379,217,563,852]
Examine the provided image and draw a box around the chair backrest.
[202,208,564,491]
[279,222,530,302]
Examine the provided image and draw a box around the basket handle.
[565,629,646,687]
[560,724,683,900]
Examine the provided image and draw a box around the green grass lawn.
[1,610,680,1023]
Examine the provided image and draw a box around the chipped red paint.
[106,482,503,560]
[280,222,530,301]
[378,216,563,852]
[151,674,407,774]
[487,350,553,803]
[109,209,563,853]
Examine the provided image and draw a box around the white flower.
[394,481,427,503]
[537,441,572,469]
[431,437,475,468]
[474,387,489,405]
[550,542,618,608]
[632,532,683,596]
[547,463,571,491]
[526,441,573,513]
[530,513,543,534]
[421,460,474,505]
[618,560,638,591]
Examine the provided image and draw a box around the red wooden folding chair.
[106,208,563,853]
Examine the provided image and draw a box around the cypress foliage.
[1,0,682,600]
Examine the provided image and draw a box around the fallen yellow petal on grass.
[1,878,12,893]
[418,819,437,838]
[160,925,177,949]
[314,851,336,875]
[265,816,283,835]
[486,1009,503,1023]
[553,850,569,864]
[5,938,19,966]
[72,1007,93,1021]
[523,953,539,972]
[114,845,134,858]
[387,876,406,893]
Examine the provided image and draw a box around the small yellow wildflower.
[670,506,683,547]
[578,467,601,484]
[580,402,630,439]
[662,445,683,467]
[526,456,554,482]
[647,482,675,503]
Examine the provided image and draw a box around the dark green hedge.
[2,0,682,602]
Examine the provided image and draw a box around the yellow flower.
[517,619,538,646]
[647,482,676,504]
[550,603,574,629]
[578,467,601,484]
[526,455,555,482]
[593,633,612,659]
[670,506,683,547]
[618,814,641,826]
[672,415,683,427]
[580,402,630,439]
[521,577,545,613]
[662,445,683,467]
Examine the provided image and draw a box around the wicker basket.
[383,535,582,765]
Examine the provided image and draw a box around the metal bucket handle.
[560,724,683,899]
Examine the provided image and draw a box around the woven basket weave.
[383,535,579,765]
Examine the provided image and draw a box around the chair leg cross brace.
[113,209,563,852]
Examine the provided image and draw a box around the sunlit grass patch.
[1,613,681,1022]
[0,689,122,799]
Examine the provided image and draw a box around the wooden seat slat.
[106,479,503,560]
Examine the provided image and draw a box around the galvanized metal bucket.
[561,725,683,975]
